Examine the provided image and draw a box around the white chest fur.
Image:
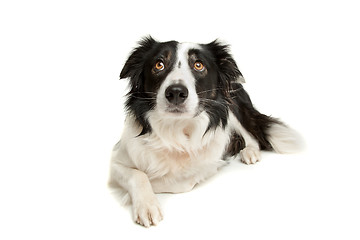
[114,113,230,193]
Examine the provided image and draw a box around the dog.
[109,36,303,227]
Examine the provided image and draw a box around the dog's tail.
[266,122,305,154]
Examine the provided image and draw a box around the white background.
[1,0,359,239]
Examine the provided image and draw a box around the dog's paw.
[133,196,163,227]
[240,146,261,164]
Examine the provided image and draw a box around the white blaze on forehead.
[169,42,202,85]
[176,42,202,69]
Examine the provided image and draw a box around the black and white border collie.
[109,36,303,227]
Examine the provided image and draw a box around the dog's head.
[120,36,243,135]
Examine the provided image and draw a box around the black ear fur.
[205,40,244,85]
[119,36,158,136]
[119,36,158,89]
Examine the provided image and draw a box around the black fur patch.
[120,36,178,135]
[228,82,280,151]
[195,40,243,132]
[224,132,246,159]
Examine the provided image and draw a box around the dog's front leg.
[111,162,163,227]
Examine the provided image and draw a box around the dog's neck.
[145,111,212,153]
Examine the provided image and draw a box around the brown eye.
[155,61,165,71]
[194,61,204,71]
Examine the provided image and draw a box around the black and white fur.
[109,37,303,227]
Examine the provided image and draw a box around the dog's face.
[120,37,243,134]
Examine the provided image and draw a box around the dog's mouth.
[163,103,197,117]
[166,106,187,114]
[163,105,201,119]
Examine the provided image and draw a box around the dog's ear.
[120,36,157,87]
[206,40,245,84]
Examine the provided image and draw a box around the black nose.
[165,84,189,105]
